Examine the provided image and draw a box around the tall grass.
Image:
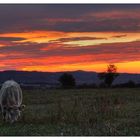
[0,88,140,136]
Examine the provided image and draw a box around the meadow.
[0,88,140,136]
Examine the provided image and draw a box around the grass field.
[0,88,140,136]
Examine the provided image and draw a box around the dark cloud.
[111,34,127,38]
[51,37,107,43]
[0,37,25,41]
[0,42,44,56]
[0,4,140,33]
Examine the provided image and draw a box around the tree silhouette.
[125,80,135,88]
[58,73,76,88]
[98,64,119,87]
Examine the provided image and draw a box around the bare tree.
[98,64,119,87]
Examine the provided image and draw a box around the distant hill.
[0,70,140,86]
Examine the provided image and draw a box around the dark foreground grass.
[0,88,140,136]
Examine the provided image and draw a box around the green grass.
[0,88,140,136]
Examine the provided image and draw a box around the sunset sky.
[0,4,140,73]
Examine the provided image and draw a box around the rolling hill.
[0,70,140,86]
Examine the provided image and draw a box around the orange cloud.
[0,30,140,73]
[0,31,140,45]
[0,31,68,44]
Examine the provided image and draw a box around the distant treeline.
[8,80,139,90]
[77,80,140,89]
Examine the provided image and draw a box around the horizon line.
[0,69,140,75]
